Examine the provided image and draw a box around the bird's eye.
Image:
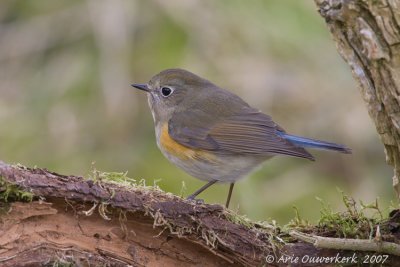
[161,87,173,97]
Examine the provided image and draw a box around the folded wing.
[168,107,314,160]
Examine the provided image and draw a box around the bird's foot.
[186,195,204,205]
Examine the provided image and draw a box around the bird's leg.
[187,180,218,203]
[225,183,235,208]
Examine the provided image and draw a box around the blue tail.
[278,132,351,154]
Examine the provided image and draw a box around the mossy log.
[1,160,400,266]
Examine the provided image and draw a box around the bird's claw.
[186,196,204,205]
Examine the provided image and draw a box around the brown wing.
[168,108,314,160]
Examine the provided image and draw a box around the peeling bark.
[314,0,400,197]
[0,161,270,266]
[1,161,400,266]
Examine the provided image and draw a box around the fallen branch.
[0,160,399,266]
[290,230,400,256]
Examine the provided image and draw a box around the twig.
[290,230,400,256]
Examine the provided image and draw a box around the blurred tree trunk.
[314,0,400,197]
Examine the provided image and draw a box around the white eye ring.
[161,86,173,97]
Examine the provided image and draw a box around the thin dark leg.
[225,183,235,208]
[187,180,218,200]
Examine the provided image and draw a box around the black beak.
[131,83,150,92]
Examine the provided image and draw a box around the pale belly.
[155,123,270,182]
[161,149,268,182]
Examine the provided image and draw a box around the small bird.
[132,68,351,208]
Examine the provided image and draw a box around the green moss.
[286,206,313,229]
[285,189,382,240]
[86,164,162,192]
[0,175,34,202]
[224,209,257,229]
[315,190,380,239]
[87,165,135,185]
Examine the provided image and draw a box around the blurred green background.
[0,0,394,224]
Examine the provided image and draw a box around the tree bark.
[314,0,400,197]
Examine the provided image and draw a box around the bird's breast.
[157,123,215,162]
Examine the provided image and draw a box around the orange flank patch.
[160,124,215,161]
